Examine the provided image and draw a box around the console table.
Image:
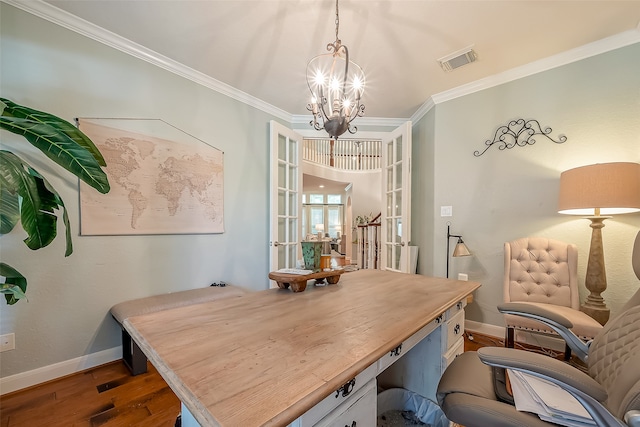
[123,270,480,427]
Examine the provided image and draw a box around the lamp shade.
[452,239,472,257]
[558,162,640,215]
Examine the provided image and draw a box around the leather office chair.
[503,237,602,360]
[437,231,640,427]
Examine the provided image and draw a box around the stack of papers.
[508,369,596,427]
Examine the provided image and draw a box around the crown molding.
[2,0,293,122]
[6,0,639,127]
[431,28,640,105]
[410,29,640,124]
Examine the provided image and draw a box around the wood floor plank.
[0,361,180,427]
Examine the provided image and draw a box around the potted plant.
[0,98,110,304]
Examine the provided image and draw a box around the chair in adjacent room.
[503,237,602,359]
[436,231,640,427]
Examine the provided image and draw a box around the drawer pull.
[456,301,463,310]
[335,378,356,398]
[454,324,461,335]
[435,314,444,324]
[390,343,403,356]
[345,422,356,427]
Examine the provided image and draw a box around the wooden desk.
[124,270,480,427]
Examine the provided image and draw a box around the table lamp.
[558,162,640,325]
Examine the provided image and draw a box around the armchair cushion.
[437,351,552,427]
[504,302,603,341]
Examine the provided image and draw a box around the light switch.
[441,206,453,217]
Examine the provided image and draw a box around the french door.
[380,122,412,272]
[269,121,303,285]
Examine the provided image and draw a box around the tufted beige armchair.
[503,237,602,357]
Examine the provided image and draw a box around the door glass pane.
[278,245,286,269]
[387,141,393,163]
[387,167,393,190]
[395,218,402,241]
[278,162,285,188]
[288,244,297,267]
[278,134,287,161]
[395,191,402,216]
[394,246,401,270]
[278,217,285,242]
[288,165,297,189]
[395,136,403,162]
[395,163,402,190]
[288,191,297,216]
[387,218,393,241]
[278,189,285,215]
[387,193,393,216]
[386,245,392,268]
[289,218,297,243]
[288,138,297,162]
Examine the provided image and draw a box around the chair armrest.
[498,302,590,362]
[478,347,625,427]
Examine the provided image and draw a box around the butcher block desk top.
[123,269,480,427]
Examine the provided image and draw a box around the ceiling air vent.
[438,46,478,72]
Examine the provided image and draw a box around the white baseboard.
[0,346,122,395]
[465,320,565,352]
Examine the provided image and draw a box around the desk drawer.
[442,336,464,368]
[377,320,439,374]
[295,363,376,427]
[444,310,464,351]
[446,298,466,320]
[314,379,377,427]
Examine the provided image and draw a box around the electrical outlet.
[458,273,468,281]
[440,206,453,217]
[0,333,15,352]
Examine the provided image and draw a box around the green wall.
[0,4,282,379]
[413,43,640,327]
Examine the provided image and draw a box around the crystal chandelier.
[306,0,365,140]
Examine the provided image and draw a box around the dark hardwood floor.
[0,361,180,427]
[1,331,567,426]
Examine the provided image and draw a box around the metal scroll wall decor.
[474,118,567,157]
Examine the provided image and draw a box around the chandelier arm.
[340,44,350,100]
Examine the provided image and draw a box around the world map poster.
[77,118,224,235]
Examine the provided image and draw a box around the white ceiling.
[303,174,350,193]
[39,0,640,119]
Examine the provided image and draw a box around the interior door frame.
[277,122,412,273]
[269,121,303,283]
[380,121,412,273]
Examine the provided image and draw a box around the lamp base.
[581,215,611,326]
[580,304,609,326]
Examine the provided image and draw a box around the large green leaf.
[0,263,28,305]
[0,116,110,194]
[28,166,73,256]
[0,151,67,252]
[0,184,20,234]
[1,98,106,166]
